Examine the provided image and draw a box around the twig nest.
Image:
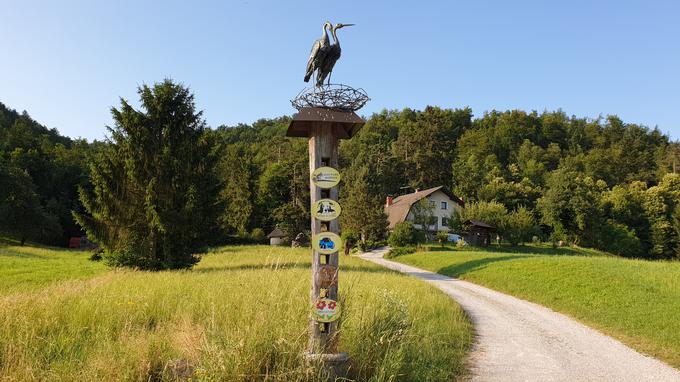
[291,84,370,112]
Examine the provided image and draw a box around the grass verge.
[0,245,471,381]
[394,245,680,369]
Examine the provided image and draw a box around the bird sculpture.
[304,21,332,85]
[316,23,354,86]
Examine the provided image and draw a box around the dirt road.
[359,248,680,382]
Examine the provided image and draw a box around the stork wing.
[304,39,322,82]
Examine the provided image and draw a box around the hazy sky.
[1,0,678,140]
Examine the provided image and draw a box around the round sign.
[312,232,342,254]
[312,298,341,323]
[311,167,341,189]
[312,199,342,221]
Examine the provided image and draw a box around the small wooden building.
[464,220,495,247]
[267,228,286,246]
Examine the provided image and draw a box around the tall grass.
[0,245,106,294]
[0,245,471,381]
[396,246,680,369]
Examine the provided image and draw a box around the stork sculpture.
[304,22,354,87]
[304,21,332,85]
[317,23,353,86]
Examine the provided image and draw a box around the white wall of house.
[406,190,462,231]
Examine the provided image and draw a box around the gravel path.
[359,248,680,382]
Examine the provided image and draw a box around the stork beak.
[341,23,355,28]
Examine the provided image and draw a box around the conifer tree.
[74,80,219,270]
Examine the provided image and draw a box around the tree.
[505,206,537,246]
[0,159,61,245]
[410,198,436,239]
[388,221,417,247]
[74,80,220,270]
[537,166,607,245]
[217,144,254,235]
[340,165,388,243]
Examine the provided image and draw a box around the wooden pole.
[286,106,364,379]
[305,122,348,375]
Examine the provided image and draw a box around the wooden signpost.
[286,106,364,377]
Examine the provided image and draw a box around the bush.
[597,220,645,257]
[342,229,360,252]
[357,240,387,253]
[436,231,449,246]
[384,246,416,259]
[456,238,467,248]
[388,222,417,247]
[249,228,266,242]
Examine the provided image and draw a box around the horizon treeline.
[1,99,679,259]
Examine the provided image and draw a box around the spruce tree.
[74,80,219,270]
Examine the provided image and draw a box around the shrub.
[249,228,265,242]
[597,220,645,257]
[436,231,449,247]
[388,222,417,247]
[384,246,416,259]
[342,229,360,252]
[456,238,467,248]
[357,240,387,253]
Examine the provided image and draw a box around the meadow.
[394,245,680,368]
[0,244,471,381]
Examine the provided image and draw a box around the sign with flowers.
[311,298,341,323]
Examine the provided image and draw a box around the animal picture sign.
[312,199,342,221]
[311,167,341,189]
[316,265,338,288]
[312,232,342,254]
[312,298,341,323]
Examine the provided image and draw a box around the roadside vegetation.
[0,244,472,381]
[393,245,680,368]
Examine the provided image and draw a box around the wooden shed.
[267,228,286,246]
[463,220,496,247]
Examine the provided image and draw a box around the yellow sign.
[311,167,341,189]
[312,298,341,323]
[312,199,342,221]
[312,232,342,254]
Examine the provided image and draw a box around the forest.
[1,83,679,261]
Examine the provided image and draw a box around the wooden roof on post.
[286,107,365,139]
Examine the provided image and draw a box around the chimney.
[385,196,394,208]
[414,188,420,193]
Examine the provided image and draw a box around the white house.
[384,186,464,231]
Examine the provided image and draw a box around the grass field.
[394,244,680,369]
[0,244,472,381]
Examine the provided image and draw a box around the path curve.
[359,248,680,382]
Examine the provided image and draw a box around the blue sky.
[1,0,678,141]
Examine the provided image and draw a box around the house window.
[430,200,436,208]
[428,216,438,226]
[441,201,448,210]
[442,217,449,227]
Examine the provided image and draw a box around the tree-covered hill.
[2,97,678,259]
[0,102,96,245]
